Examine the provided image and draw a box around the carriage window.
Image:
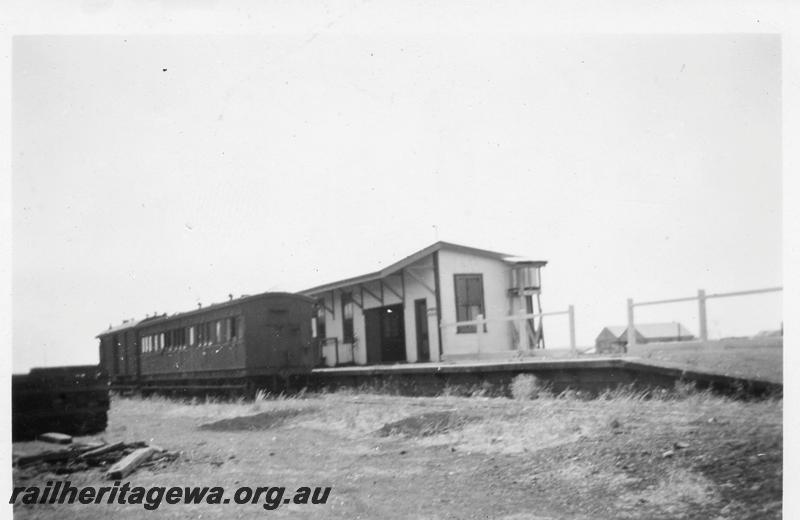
[229,317,237,340]
[189,326,195,346]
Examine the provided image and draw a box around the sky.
[11,32,782,372]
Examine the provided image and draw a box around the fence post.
[568,305,576,353]
[698,289,708,342]
[626,298,636,349]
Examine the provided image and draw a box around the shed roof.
[633,322,694,338]
[601,322,694,340]
[299,241,547,296]
[600,326,627,338]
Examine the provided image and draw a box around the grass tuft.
[510,374,544,400]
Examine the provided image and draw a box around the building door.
[414,299,430,362]
[380,304,406,363]
[365,308,382,364]
[364,304,407,364]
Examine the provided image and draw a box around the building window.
[454,274,485,334]
[342,292,354,343]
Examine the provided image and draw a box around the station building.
[299,241,547,366]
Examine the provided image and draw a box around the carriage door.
[414,299,430,362]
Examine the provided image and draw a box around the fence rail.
[627,286,782,347]
[440,305,576,353]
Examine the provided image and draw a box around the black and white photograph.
[3,1,795,518]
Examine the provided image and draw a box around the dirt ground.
[12,389,782,519]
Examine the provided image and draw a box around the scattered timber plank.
[73,441,105,451]
[39,433,72,444]
[16,449,73,467]
[106,447,156,479]
[78,441,124,460]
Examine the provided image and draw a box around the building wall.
[313,249,519,365]
[314,256,442,366]
[437,249,514,357]
[595,328,620,348]
[399,256,440,363]
[317,290,347,366]
[595,328,626,353]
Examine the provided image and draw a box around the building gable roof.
[600,326,627,338]
[300,241,547,295]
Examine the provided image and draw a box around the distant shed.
[596,322,695,353]
[595,326,627,353]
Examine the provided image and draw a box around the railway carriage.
[97,292,319,396]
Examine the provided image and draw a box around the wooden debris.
[73,441,106,451]
[16,449,73,467]
[78,441,125,460]
[39,432,73,444]
[106,447,157,479]
[15,439,175,478]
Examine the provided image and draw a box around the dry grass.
[14,387,781,519]
[626,336,783,383]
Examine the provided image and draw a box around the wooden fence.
[626,286,782,347]
[440,305,576,355]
